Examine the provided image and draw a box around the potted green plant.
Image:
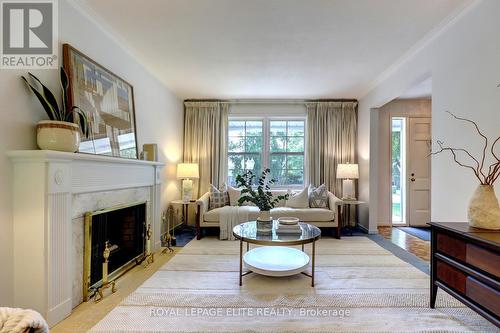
[22,68,91,152]
[235,169,289,231]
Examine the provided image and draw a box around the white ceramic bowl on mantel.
[36,120,81,152]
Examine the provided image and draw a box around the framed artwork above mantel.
[63,43,139,159]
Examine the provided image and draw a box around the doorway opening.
[371,77,432,233]
[391,117,406,225]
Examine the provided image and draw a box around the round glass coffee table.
[233,220,321,287]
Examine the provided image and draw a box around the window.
[228,120,263,185]
[269,120,305,186]
[391,117,406,225]
[227,118,305,187]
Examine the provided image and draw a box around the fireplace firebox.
[83,201,147,301]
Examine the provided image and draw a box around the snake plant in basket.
[22,67,91,152]
[235,169,289,229]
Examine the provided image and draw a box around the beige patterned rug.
[89,237,497,332]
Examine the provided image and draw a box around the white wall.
[0,0,183,306]
[229,102,306,117]
[376,99,431,226]
[358,0,500,233]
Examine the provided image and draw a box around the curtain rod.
[184,98,358,105]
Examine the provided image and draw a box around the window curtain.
[183,101,229,198]
[306,101,358,197]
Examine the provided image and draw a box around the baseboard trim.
[48,297,72,327]
[358,224,378,234]
[357,224,369,233]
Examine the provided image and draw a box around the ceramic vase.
[467,184,500,230]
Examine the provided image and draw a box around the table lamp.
[337,163,359,200]
[177,163,199,202]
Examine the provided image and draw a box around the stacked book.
[276,222,302,234]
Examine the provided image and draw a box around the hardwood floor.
[52,249,179,333]
[378,226,430,262]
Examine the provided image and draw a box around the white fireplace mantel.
[8,150,164,327]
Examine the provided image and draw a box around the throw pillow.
[227,185,241,206]
[227,185,256,206]
[209,184,229,210]
[309,184,329,208]
[285,187,309,208]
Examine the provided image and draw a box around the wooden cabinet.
[430,222,499,327]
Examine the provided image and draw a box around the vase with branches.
[22,67,91,152]
[431,111,500,229]
[235,169,289,222]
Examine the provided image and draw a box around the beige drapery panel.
[306,101,358,197]
[183,101,229,198]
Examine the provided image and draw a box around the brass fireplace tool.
[94,241,117,303]
[143,223,155,267]
[161,207,175,254]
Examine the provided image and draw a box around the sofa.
[195,189,342,239]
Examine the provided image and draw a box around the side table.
[335,200,364,236]
[170,200,201,239]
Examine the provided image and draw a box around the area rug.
[89,237,496,332]
[398,227,431,241]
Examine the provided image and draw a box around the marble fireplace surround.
[72,186,151,309]
[8,150,164,327]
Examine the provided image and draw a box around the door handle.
[410,178,415,182]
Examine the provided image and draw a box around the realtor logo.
[1,0,58,69]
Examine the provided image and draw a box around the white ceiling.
[78,0,469,99]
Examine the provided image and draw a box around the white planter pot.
[256,210,273,234]
[257,210,272,222]
[467,185,500,230]
[36,120,81,153]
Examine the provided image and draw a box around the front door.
[408,117,431,226]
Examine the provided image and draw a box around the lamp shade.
[177,163,199,179]
[337,163,359,179]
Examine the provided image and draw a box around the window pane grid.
[228,119,304,187]
[228,120,263,186]
[269,120,305,186]
[270,153,304,186]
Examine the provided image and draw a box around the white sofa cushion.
[204,206,260,222]
[203,206,334,222]
[226,186,289,208]
[271,207,335,221]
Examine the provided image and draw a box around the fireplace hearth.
[84,201,147,301]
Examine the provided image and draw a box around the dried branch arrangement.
[431,111,500,185]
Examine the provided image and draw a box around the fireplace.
[83,201,147,301]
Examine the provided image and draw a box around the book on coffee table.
[276,223,302,234]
